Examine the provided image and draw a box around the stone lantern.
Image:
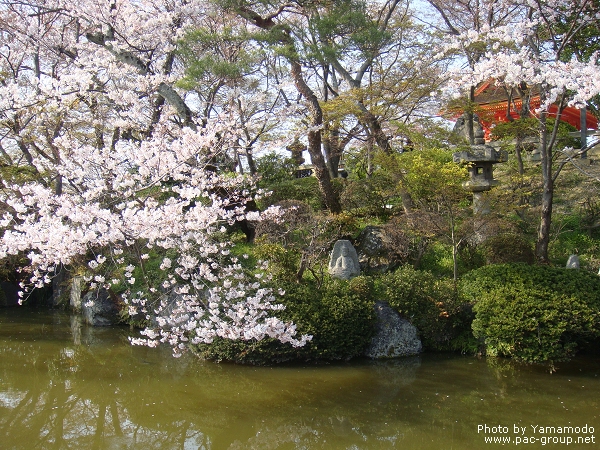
[286,139,306,166]
[453,145,508,215]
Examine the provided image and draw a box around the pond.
[1,308,599,449]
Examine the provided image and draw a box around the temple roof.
[474,80,540,104]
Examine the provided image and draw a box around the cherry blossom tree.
[436,0,600,263]
[426,0,520,144]
[0,0,310,355]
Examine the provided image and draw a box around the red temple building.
[471,80,599,141]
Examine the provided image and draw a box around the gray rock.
[365,301,422,358]
[566,254,580,269]
[357,226,386,262]
[328,240,360,280]
[51,269,67,307]
[70,276,82,311]
[355,225,410,274]
[82,289,120,326]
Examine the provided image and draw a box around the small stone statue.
[328,240,360,280]
[566,254,580,269]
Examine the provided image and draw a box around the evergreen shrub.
[377,266,473,351]
[257,177,325,211]
[418,242,455,277]
[461,264,600,365]
[481,233,535,265]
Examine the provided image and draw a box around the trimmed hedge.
[461,264,600,365]
[481,233,535,265]
[191,262,600,365]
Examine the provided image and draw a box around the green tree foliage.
[340,150,407,218]
[177,27,256,86]
[255,152,297,185]
[390,148,470,279]
[491,118,580,153]
[307,0,443,173]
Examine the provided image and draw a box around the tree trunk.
[322,125,343,178]
[451,220,459,281]
[244,145,257,175]
[288,55,341,210]
[536,89,569,264]
[234,6,341,213]
[466,86,476,144]
[536,176,553,264]
[535,97,552,264]
[52,160,65,307]
[514,137,525,175]
[516,84,532,175]
[289,61,340,212]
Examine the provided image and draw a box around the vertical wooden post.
[579,106,587,159]
[581,106,587,159]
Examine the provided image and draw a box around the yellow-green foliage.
[397,148,468,204]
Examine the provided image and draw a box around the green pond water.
[1,308,599,449]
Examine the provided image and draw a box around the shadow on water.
[1,308,599,449]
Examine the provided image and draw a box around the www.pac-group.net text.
[478,424,596,445]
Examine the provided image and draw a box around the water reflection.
[1,309,600,449]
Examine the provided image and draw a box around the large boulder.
[365,301,422,358]
[82,289,121,326]
[355,225,410,274]
[566,254,580,269]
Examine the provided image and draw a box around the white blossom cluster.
[0,0,310,355]
[437,0,600,111]
[130,265,312,357]
[0,120,310,355]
